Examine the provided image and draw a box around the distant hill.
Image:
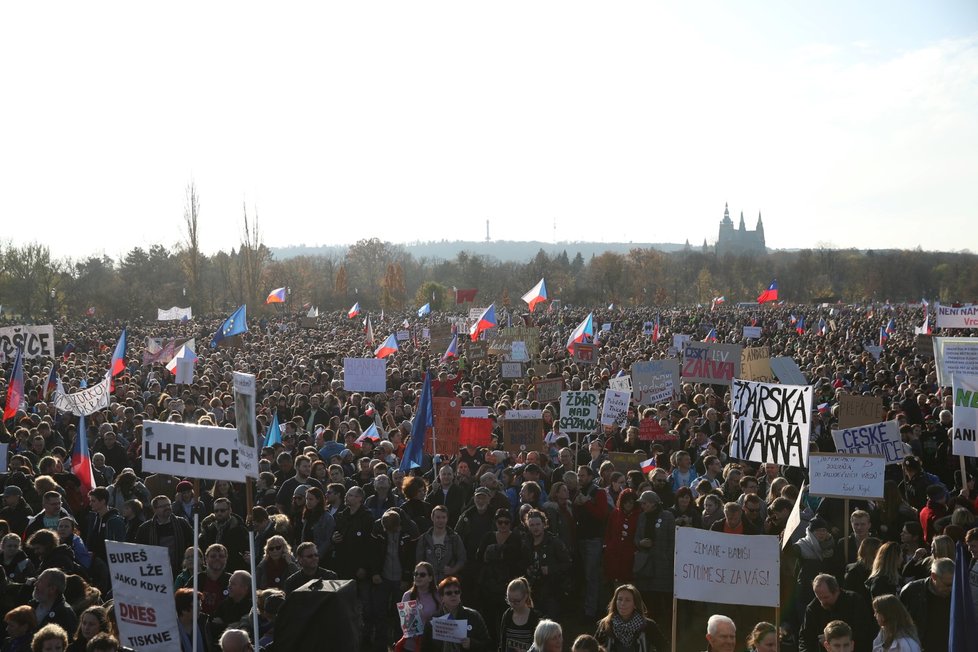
[271,240,691,262]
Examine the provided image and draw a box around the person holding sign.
[422,576,489,651]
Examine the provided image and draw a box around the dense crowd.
[0,302,975,652]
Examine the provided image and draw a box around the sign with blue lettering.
[831,419,907,465]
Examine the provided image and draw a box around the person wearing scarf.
[594,584,668,652]
[790,517,842,620]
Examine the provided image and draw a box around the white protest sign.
[106,541,180,652]
[344,358,387,392]
[232,372,259,479]
[396,330,411,342]
[632,360,679,405]
[142,420,248,483]
[175,357,194,385]
[831,419,907,465]
[729,379,812,468]
[672,334,692,353]
[601,322,612,332]
[0,324,55,359]
[609,374,632,393]
[601,389,631,426]
[934,337,978,387]
[53,377,110,416]
[770,357,808,385]
[431,616,468,643]
[743,326,762,339]
[952,375,978,457]
[500,362,524,379]
[808,453,885,500]
[468,307,486,321]
[559,391,600,433]
[935,303,978,329]
[156,306,192,321]
[863,344,883,361]
[673,528,780,607]
[509,341,529,362]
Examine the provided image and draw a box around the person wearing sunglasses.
[283,541,338,595]
[255,535,298,591]
[422,576,489,652]
[395,562,438,652]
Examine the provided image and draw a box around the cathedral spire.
[738,211,746,231]
[756,211,764,230]
[721,202,733,226]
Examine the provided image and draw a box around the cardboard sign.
[643,321,654,336]
[572,342,596,364]
[343,358,387,392]
[729,379,812,468]
[740,346,773,382]
[915,335,934,359]
[500,362,524,379]
[0,324,55,359]
[837,394,883,429]
[674,528,781,607]
[681,342,742,385]
[609,374,632,393]
[770,357,807,385]
[467,340,488,362]
[608,451,643,472]
[743,326,762,339]
[106,542,180,652]
[502,418,544,453]
[488,327,541,356]
[632,360,679,405]
[426,397,461,457]
[600,389,631,426]
[559,391,600,433]
[809,453,885,500]
[951,375,978,457]
[429,325,454,351]
[533,378,564,404]
[832,419,907,464]
[142,421,249,483]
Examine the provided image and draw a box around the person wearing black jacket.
[29,568,78,636]
[898,558,954,652]
[425,466,468,526]
[330,486,375,641]
[523,509,570,620]
[798,574,876,652]
[0,486,32,535]
[422,576,490,651]
[368,508,419,652]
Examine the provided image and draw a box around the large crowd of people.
[0,301,975,652]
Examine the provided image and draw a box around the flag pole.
[193,513,200,652]
[249,531,259,645]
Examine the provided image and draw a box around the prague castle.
[715,202,766,256]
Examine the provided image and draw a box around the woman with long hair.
[871,594,921,652]
[669,487,702,529]
[67,606,109,652]
[594,584,667,652]
[255,535,299,591]
[746,622,778,652]
[300,487,335,559]
[845,537,881,601]
[395,562,438,652]
[498,578,542,652]
[878,481,918,543]
[866,542,904,598]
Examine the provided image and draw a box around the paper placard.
[673,528,781,607]
[175,357,194,385]
[500,362,523,379]
[934,337,978,387]
[572,342,596,364]
[559,391,600,433]
[740,346,773,382]
[743,326,762,339]
[643,322,655,336]
[729,379,812,468]
[344,358,387,392]
[600,389,631,426]
[106,541,180,652]
[501,418,543,453]
[639,417,674,442]
[396,601,425,638]
[935,303,978,329]
[632,360,679,405]
[837,394,883,429]
[808,453,885,500]
[608,451,643,472]
[53,377,111,416]
[533,378,564,404]
[509,341,529,362]
[681,342,742,385]
[831,419,907,465]
[467,341,488,362]
[431,617,468,643]
[609,374,632,393]
[426,398,462,458]
[142,420,249,483]
[232,372,259,479]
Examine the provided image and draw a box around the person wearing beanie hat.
[633,488,676,620]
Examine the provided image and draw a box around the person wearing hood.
[199,497,249,573]
[0,485,32,535]
[27,529,82,577]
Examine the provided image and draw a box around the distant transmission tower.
[486,219,490,242]
[553,217,557,244]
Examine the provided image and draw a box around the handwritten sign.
[509,341,529,362]
[639,417,674,442]
[53,377,110,416]
[729,379,812,468]
[831,419,907,465]
[467,340,488,362]
[809,453,885,500]
[559,391,600,434]
[609,374,632,393]
[673,528,780,607]
[681,342,742,385]
[344,358,387,392]
[500,362,524,379]
[601,389,631,426]
[608,451,643,472]
[431,617,468,643]
[837,394,884,429]
[740,346,773,382]
[951,375,978,457]
[426,398,461,457]
[502,417,543,453]
[632,360,679,405]
[0,324,55,359]
[533,378,564,404]
[106,541,180,652]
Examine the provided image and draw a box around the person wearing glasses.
[498,577,542,652]
[283,541,337,594]
[422,576,489,652]
[255,535,298,591]
[134,495,193,578]
[199,497,249,572]
[396,562,439,652]
[477,508,523,640]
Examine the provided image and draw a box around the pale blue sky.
[0,1,975,259]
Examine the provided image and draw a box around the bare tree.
[240,203,269,306]
[182,181,203,313]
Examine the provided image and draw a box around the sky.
[1,1,976,260]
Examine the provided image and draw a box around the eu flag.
[211,305,248,348]
[399,373,433,471]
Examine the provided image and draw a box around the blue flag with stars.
[211,305,248,348]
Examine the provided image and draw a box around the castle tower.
[738,211,746,231]
[715,204,767,256]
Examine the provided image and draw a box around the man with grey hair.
[30,567,77,634]
[799,574,876,652]
[218,628,252,652]
[705,614,736,652]
[899,557,954,652]
[211,570,253,643]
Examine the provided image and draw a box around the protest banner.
[601,389,631,426]
[500,362,524,379]
[935,303,978,329]
[952,375,978,457]
[831,419,906,464]
[632,360,679,405]
[396,330,410,342]
[509,341,529,362]
[106,541,180,652]
[740,346,773,382]
[914,335,934,359]
[502,414,544,453]
[572,342,596,364]
[673,528,780,607]
[681,342,742,385]
[142,337,192,365]
[488,327,540,356]
[643,321,654,336]
[0,324,55,359]
[808,453,885,500]
[609,374,631,393]
[426,398,461,457]
[933,337,978,386]
[431,617,468,644]
[53,377,110,416]
[175,356,194,385]
[232,373,259,478]
[467,340,488,362]
[559,391,600,434]
[142,420,248,483]
[770,357,807,385]
[639,417,674,442]
[459,407,493,447]
[344,358,387,392]
[601,322,612,332]
[608,451,643,472]
[729,379,812,468]
[533,378,563,404]
[837,394,884,429]
[672,334,691,355]
[743,326,762,339]
[429,325,453,351]
[396,600,425,638]
[156,306,192,321]
[863,344,883,361]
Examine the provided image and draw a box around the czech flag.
[757,279,779,304]
[469,304,497,341]
[165,341,197,373]
[211,305,248,348]
[365,315,375,345]
[417,303,431,318]
[566,312,594,352]
[795,317,805,335]
[703,328,718,343]
[72,416,95,504]
[879,326,888,346]
[375,333,399,358]
[356,423,382,444]
[266,287,287,304]
[263,410,282,448]
[640,457,657,475]
[348,302,361,319]
[62,342,75,360]
[440,333,459,362]
[2,347,24,422]
[42,362,60,402]
[521,278,548,312]
[817,319,828,336]
[109,328,128,378]
[885,318,896,335]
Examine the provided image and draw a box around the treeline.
[1,238,976,320]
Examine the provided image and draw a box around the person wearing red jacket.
[918,483,948,544]
[603,488,640,586]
